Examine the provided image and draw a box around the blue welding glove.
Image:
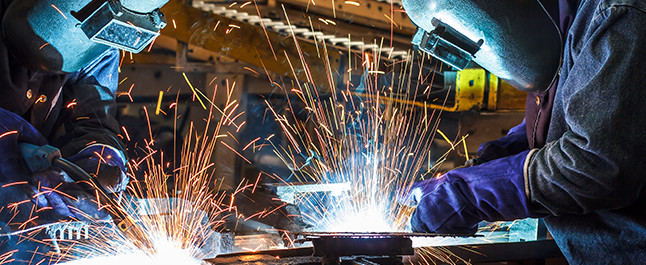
[468,120,529,166]
[408,150,541,234]
[68,144,129,194]
[0,108,108,224]
[29,170,112,221]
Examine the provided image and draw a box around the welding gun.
[19,143,155,252]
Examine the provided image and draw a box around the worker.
[402,0,646,263]
[0,0,168,263]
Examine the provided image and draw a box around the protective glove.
[0,108,108,225]
[469,120,529,165]
[68,144,129,193]
[408,150,541,234]
[29,170,111,221]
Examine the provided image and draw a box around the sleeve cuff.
[523,148,539,200]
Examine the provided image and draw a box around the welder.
[0,0,168,263]
[402,0,646,263]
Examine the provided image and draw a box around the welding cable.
[52,158,134,231]
[52,158,114,199]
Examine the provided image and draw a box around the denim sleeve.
[57,48,127,161]
[527,5,646,215]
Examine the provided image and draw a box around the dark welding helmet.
[2,0,168,73]
[403,0,562,92]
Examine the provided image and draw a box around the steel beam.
[278,0,416,34]
[161,0,343,88]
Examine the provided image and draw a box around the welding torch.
[19,143,156,253]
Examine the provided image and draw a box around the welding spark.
[8,9,483,265]
[0,130,17,139]
[50,4,67,19]
[252,12,483,263]
[59,238,205,265]
[155,91,164,115]
[344,0,360,6]
[44,84,247,265]
[264,42,446,234]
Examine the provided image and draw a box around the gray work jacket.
[526,0,646,263]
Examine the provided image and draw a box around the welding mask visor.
[403,0,562,92]
[2,0,168,73]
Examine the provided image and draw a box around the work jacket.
[525,0,646,263]
[0,12,126,159]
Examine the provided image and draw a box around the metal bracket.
[412,18,483,70]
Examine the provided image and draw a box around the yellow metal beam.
[439,69,526,112]
[366,69,526,112]
[161,0,342,88]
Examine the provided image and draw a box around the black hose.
[52,158,127,220]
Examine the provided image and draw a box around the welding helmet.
[403,0,562,92]
[2,0,168,73]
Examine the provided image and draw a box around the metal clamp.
[412,18,483,70]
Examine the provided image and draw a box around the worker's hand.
[0,108,108,227]
[28,170,111,221]
[408,150,541,234]
[474,120,529,164]
[68,144,129,193]
[397,178,444,208]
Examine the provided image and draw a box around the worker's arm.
[408,150,542,233]
[57,48,129,193]
[0,108,101,264]
[472,120,528,164]
[407,5,646,234]
[0,108,108,222]
[527,5,646,215]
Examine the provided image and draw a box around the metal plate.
[295,232,482,239]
